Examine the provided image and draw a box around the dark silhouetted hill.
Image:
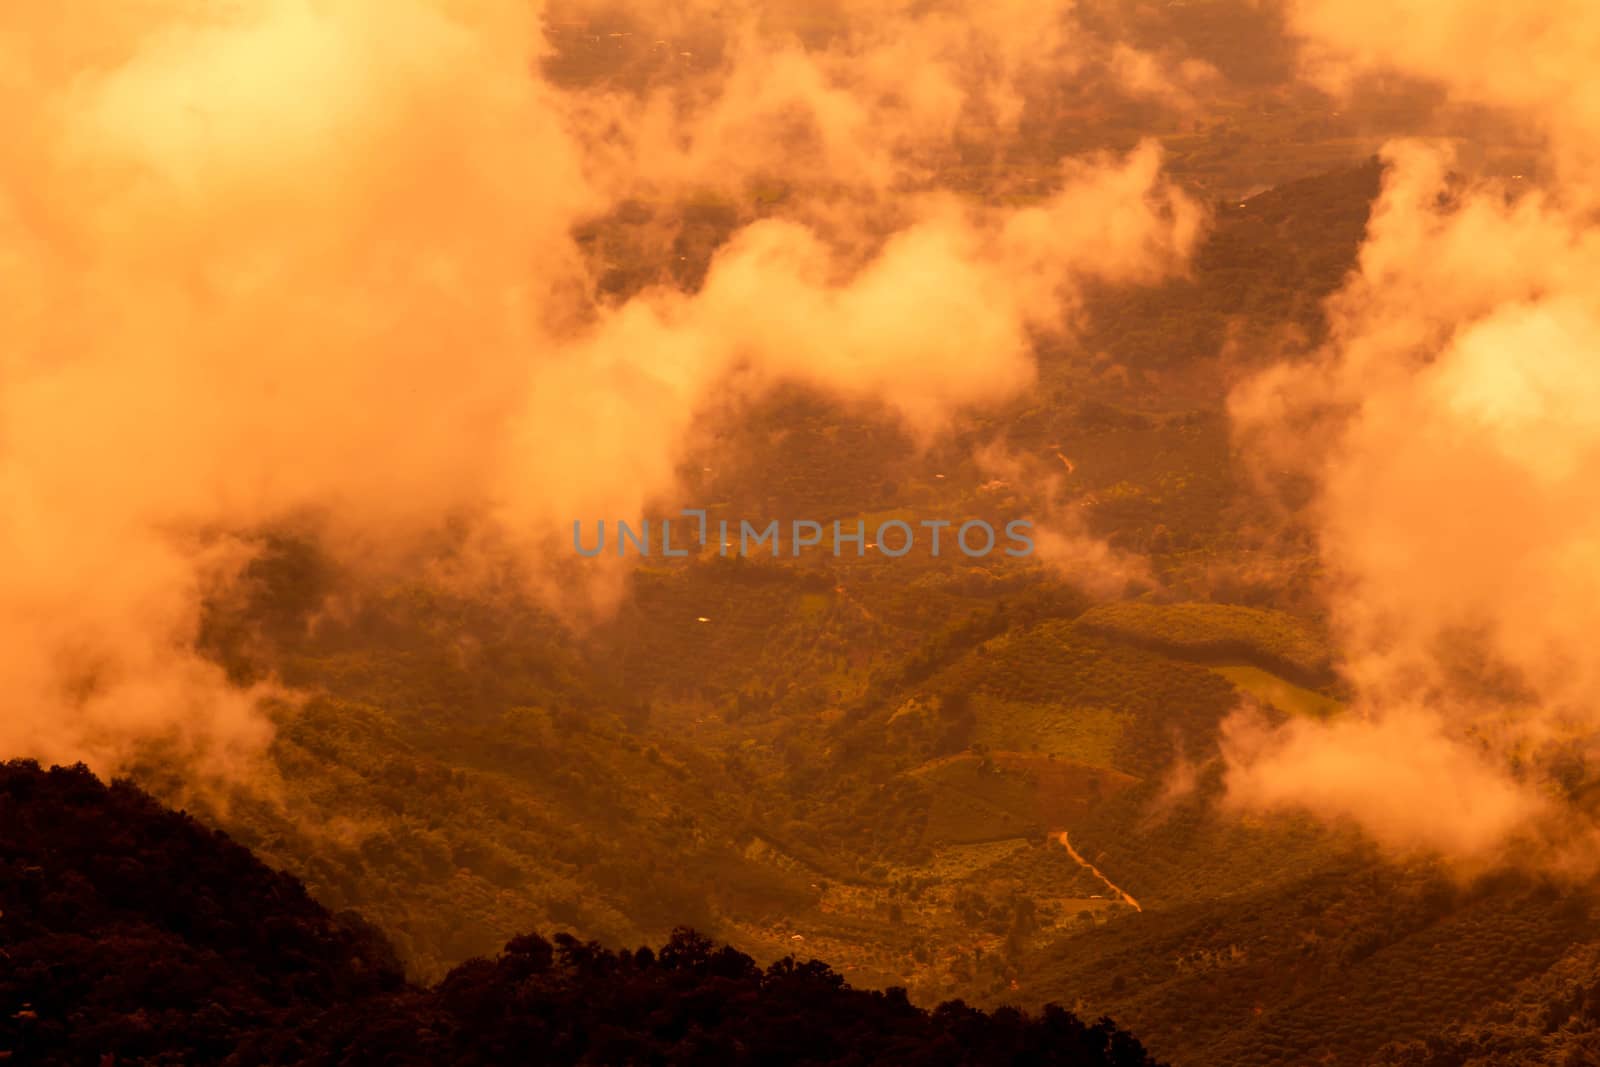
[1,760,1162,1066]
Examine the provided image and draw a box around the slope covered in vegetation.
[0,760,1162,1066]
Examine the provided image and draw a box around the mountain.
[0,759,1162,1066]
[137,155,1600,1066]
[160,156,1381,989]
[12,1,1597,1064]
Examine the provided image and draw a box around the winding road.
[1053,830,1142,912]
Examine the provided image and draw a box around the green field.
[1076,600,1335,684]
[1212,665,1343,719]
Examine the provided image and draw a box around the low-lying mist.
[0,1,1207,779]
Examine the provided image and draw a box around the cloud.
[1,1,1204,778]
[1224,2,1600,867]
[1221,704,1549,861]
[558,0,1232,201]
[1288,0,1600,177]
[972,440,1157,598]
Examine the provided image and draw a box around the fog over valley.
[4,3,1598,1064]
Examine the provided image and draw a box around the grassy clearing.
[1075,600,1334,684]
[1212,665,1343,719]
[916,757,1041,845]
[914,752,1139,846]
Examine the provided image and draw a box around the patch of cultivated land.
[1076,600,1335,686]
[1212,665,1343,719]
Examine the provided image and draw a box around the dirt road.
[1054,830,1142,912]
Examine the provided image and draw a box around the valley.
[9,2,1600,1064]
[156,158,1592,1064]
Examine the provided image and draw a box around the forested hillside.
[0,760,1160,1066]
[8,2,1592,1064]
[142,149,1600,1065]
